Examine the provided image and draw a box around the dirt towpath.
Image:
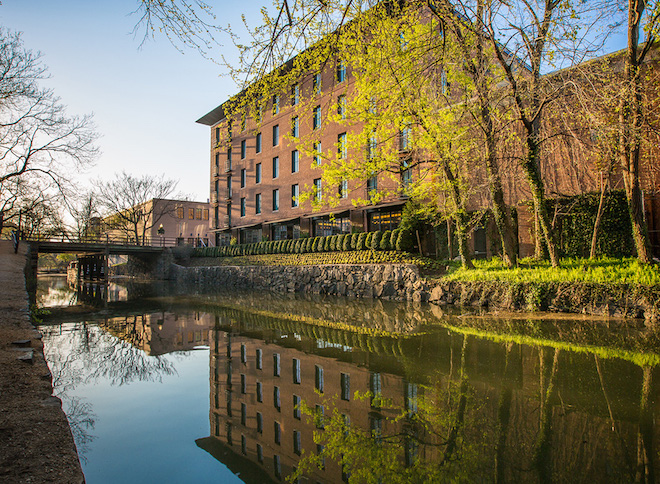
[0,240,84,483]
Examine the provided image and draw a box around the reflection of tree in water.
[293,334,493,483]
[61,395,96,463]
[40,322,178,459]
[41,322,177,390]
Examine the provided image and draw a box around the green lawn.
[445,257,660,286]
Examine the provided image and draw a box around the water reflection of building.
[99,312,214,356]
[202,323,422,483]
[195,308,660,483]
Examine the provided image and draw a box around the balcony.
[223,188,233,201]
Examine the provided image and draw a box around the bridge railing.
[17,234,213,248]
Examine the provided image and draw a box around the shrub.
[293,239,301,253]
[380,230,392,250]
[324,236,331,251]
[396,229,415,252]
[306,237,314,253]
[317,236,325,252]
[371,231,382,250]
[342,234,351,251]
[357,232,368,250]
[311,237,319,252]
[390,229,399,249]
[365,232,373,249]
[350,233,359,250]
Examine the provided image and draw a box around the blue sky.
[0,1,629,204]
[0,0,259,202]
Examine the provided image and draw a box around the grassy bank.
[444,257,660,287]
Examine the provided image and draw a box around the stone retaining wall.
[170,263,429,301]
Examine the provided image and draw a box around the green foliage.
[350,233,359,250]
[371,230,382,250]
[357,232,368,250]
[342,233,351,251]
[396,229,415,252]
[446,256,660,286]
[546,191,633,258]
[380,230,392,250]
[390,229,400,250]
[365,232,374,249]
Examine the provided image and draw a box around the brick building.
[198,37,660,256]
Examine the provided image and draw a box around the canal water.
[37,275,660,483]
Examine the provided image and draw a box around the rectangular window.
[256,381,263,402]
[272,189,279,211]
[241,402,247,425]
[315,365,324,393]
[315,404,324,429]
[400,126,410,151]
[291,116,299,138]
[273,125,279,146]
[241,434,247,454]
[337,95,346,119]
[188,208,194,219]
[274,386,281,411]
[240,344,247,363]
[337,61,346,82]
[240,373,246,393]
[291,184,299,208]
[226,422,233,445]
[272,156,279,178]
[227,177,232,199]
[274,455,282,479]
[293,430,301,455]
[292,358,301,384]
[255,193,261,214]
[257,443,263,463]
[317,444,325,470]
[338,132,347,159]
[203,209,209,220]
[240,168,246,188]
[227,148,232,170]
[313,141,322,166]
[370,372,382,406]
[313,72,322,94]
[241,139,246,159]
[341,373,350,401]
[291,150,299,173]
[177,207,184,219]
[313,178,322,203]
[273,353,281,376]
[339,179,348,199]
[256,132,262,153]
[293,394,301,419]
[291,84,299,105]
[272,94,280,114]
[215,126,220,143]
[368,135,377,160]
[406,382,418,416]
[256,412,263,433]
[367,175,378,198]
[256,163,261,183]
[215,152,219,174]
[313,106,321,130]
[256,348,262,369]
[274,421,281,444]
[240,198,246,217]
[196,208,202,219]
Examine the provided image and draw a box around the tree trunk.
[590,171,611,259]
[440,157,475,269]
[636,366,654,483]
[525,133,559,266]
[620,0,652,264]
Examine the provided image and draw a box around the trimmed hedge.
[191,228,423,259]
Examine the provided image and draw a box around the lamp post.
[157,224,165,247]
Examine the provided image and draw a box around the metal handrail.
[20,234,213,248]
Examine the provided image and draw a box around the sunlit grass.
[445,257,660,286]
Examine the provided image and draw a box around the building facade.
[103,198,213,247]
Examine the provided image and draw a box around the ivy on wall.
[547,190,634,258]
